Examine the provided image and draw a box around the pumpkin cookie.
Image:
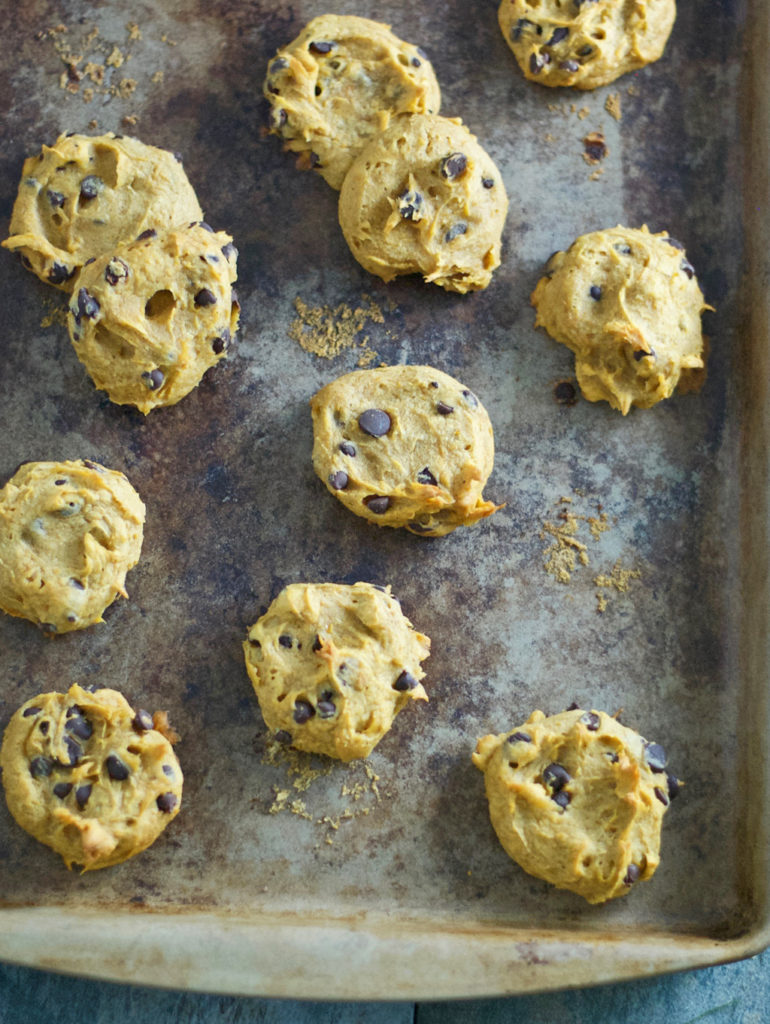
[244,582,430,761]
[2,133,203,290]
[310,365,500,536]
[264,14,441,190]
[473,708,681,903]
[498,0,676,90]
[1,684,182,871]
[338,113,508,293]
[0,460,145,634]
[531,225,710,413]
[67,222,239,413]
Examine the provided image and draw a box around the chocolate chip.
[22,706,41,717]
[83,460,101,471]
[664,236,685,250]
[583,133,607,162]
[508,732,532,743]
[135,228,157,241]
[553,790,571,809]
[105,258,129,286]
[275,730,292,745]
[39,721,49,735]
[580,711,600,731]
[212,334,227,354]
[417,47,428,59]
[62,736,82,766]
[530,52,551,74]
[38,622,58,634]
[579,45,593,56]
[328,471,349,490]
[312,635,322,652]
[363,495,390,514]
[565,702,580,712]
[614,243,632,255]
[440,153,468,180]
[393,670,418,691]
[141,369,165,391]
[407,522,434,534]
[47,190,65,208]
[543,763,570,792]
[53,782,73,799]
[48,262,74,285]
[589,285,602,300]
[644,742,667,772]
[75,287,100,321]
[30,757,54,778]
[66,715,93,740]
[429,381,439,388]
[157,792,178,813]
[462,389,479,407]
[633,348,654,362]
[623,864,641,885]
[79,175,103,200]
[132,709,154,732]
[417,467,437,486]
[681,259,695,279]
[654,787,669,806]
[106,754,129,780]
[309,152,321,169]
[512,18,535,41]
[222,242,237,261]
[358,409,391,437]
[317,699,336,718]
[481,178,494,189]
[162,764,175,777]
[559,59,580,72]
[548,27,570,45]
[293,700,315,724]
[278,634,293,648]
[310,41,334,54]
[269,57,288,73]
[554,381,578,405]
[194,288,217,307]
[436,401,454,415]
[339,441,357,457]
[75,784,92,808]
[444,222,467,243]
[70,577,85,589]
[270,107,288,130]
[398,188,424,222]
[411,57,421,67]
[666,771,681,799]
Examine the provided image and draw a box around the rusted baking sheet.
[0,0,768,998]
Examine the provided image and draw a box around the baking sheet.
[0,0,768,998]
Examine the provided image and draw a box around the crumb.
[627,84,638,95]
[577,106,589,120]
[152,710,180,745]
[106,45,124,68]
[605,92,622,121]
[126,22,142,41]
[82,87,94,103]
[115,78,137,99]
[121,114,138,127]
[589,167,605,181]
[594,560,642,612]
[289,294,387,361]
[151,70,164,84]
[160,33,177,46]
[88,119,98,129]
[84,61,105,85]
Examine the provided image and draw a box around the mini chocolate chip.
[681,259,695,279]
[48,262,74,285]
[543,763,571,792]
[553,790,571,809]
[666,771,681,799]
[141,369,165,391]
[309,153,321,169]
[54,782,73,799]
[417,467,437,486]
[222,242,237,261]
[312,635,322,652]
[197,221,214,232]
[633,348,654,361]
[589,285,602,300]
[132,709,154,732]
[654,787,669,806]
[22,706,41,717]
[644,742,667,772]
[194,288,217,307]
[623,864,641,885]
[512,17,535,41]
[293,700,315,724]
[440,153,468,180]
[665,236,685,250]
[559,59,580,72]
[79,175,103,200]
[269,57,288,73]
[75,784,92,808]
[444,222,467,243]
[270,107,288,130]
[508,732,532,743]
[436,401,454,415]
[579,45,593,56]
[105,258,129,286]
[429,380,439,388]
[317,699,336,718]
[393,670,417,691]
[481,177,494,189]
[548,27,569,45]
[364,495,390,514]
[278,634,293,648]
[411,57,421,67]
[66,715,93,740]
[47,190,66,208]
[309,41,334,54]
[275,730,292,744]
[614,243,631,255]
[157,792,178,813]
[417,47,428,59]
[135,228,157,241]
[66,706,82,718]
[359,409,391,436]
[76,287,100,321]
[39,722,49,735]
[328,471,349,490]
[83,460,101,471]
[62,736,82,766]
[554,381,578,405]
[339,441,357,457]
[580,711,600,731]
[106,754,129,780]
[38,622,58,634]
[212,334,227,354]
[162,764,175,777]
[462,389,479,407]
[398,188,424,222]
[530,52,551,74]
[30,756,54,778]
[565,702,580,711]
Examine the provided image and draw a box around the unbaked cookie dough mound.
[1,683,183,871]
[2,133,203,290]
[310,365,501,537]
[244,582,430,761]
[264,14,441,190]
[0,460,145,635]
[68,222,239,413]
[473,708,681,903]
[339,114,508,293]
[498,0,676,90]
[531,225,710,413]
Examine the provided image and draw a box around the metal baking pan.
[0,0,768,998]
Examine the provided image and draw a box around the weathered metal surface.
[0,0,767,998]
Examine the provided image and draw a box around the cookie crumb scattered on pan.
[289,294,388,361]
[605,93,622,121]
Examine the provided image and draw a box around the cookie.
[0,460,145,635]
[2,133,203,290]
[0,683,182,871]
[310,365,501,537]
[338,114,508,293]
[264,14,441,190]
[498,0,676,90]
[243,582,430,761]
[473,708,681,903]
[531,225,710,413]
[67,222,239,413]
